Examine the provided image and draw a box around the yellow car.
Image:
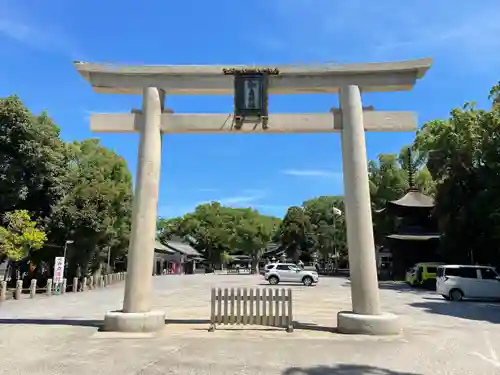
[406,262,445,289]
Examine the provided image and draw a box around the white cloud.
[158,189,272,218]
[282,169,341,178]
[195,188,220,193]
[0,1,83,58]
[218,195,260,205]
[216,189,266,206]
[260,0,500,67]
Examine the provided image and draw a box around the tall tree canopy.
[414,83,500,265]
[47,139,133,275]
[157,202,280,267]
[278,206,313,261]
[0,96,67,217]
[0,96,133,276]
[302,196,347,262]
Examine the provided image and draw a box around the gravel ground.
[1,274,499,374]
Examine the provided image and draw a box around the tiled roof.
[166,241,202,257]
[154,241,176,254]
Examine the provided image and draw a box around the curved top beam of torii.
[74,58,432,95]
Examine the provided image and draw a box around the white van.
[436,265,500,301]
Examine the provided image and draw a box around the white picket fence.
[209,287,293,332]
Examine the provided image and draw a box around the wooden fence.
[0,272,126,302]
[209,287,293,332]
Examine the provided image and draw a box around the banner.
[53,257,65,284]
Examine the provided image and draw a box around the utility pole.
[107,246,111,274]
[332,207,343,272]
[63,240,74,277]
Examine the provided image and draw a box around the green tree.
[302,196,347,263]
[0,210,47,261]
[157,217,183,243]
[0,96,67,217]
[157,204,280,269]
[47,139,133,277]
[414,83,500,265]
[231,208,279,272]
[278,206,312,261]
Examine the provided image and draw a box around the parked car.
[405,262,444,289]
[264,263,319,286]
[259,264,275,276]
[436,265,500,301]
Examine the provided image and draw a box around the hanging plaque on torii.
[223,67,279,130]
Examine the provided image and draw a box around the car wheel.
[268,276,279,285]
[449,288,463,301]
[441,295,450,300]
[302,276,313,286]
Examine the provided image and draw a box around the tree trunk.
[252,257,259,274]
[3,260,11,281]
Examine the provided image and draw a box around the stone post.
[82,277,88,292]
[46,279,53,296]
[0,280,7,302]
[88,277,94,290]
[100,275,104,288]
[30,279,37,298]
[103,87,166,332]
[62,278,67,294]
[72,277,78,293]
[15,280,22,300]
[337,85,399,335]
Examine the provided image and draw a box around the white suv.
[436,265,500,301]
[264,263,319,286]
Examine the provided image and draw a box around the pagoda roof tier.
[389,190,434,208]
[386,233,440,241]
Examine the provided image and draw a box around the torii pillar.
[75,58,432,334]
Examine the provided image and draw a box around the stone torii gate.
[75,58,432,335]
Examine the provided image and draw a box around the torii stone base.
[337,312,400,335]
[102,310,166,333]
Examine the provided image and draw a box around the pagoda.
[381,150,441,280]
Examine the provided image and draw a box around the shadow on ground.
[341,281,432,295]
[166,318,335,333]
[258,283,319,287]
[294,322,336,333]
[410,300,500,324]
[378,283,433,294]
[282,364,421,375]
[165,318,210,325]
[0,318,336,333]
[0,318,101,327]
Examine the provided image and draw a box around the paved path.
[1,275,500,374]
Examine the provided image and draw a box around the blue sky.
[1,0,499,219]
